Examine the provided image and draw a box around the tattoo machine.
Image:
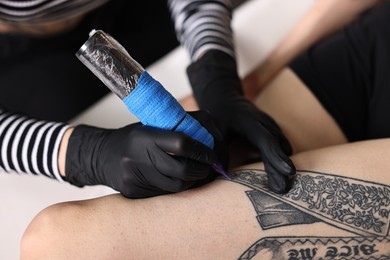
[76,29,231,180]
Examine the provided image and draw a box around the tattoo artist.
[0,0,295,199]
[0,0,218,199]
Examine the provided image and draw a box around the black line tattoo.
[231,169,390,236]
[230,169,390,259]
[246,189,320,230]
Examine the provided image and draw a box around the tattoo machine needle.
[76,29,231,181]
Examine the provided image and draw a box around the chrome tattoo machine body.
[76,29,231,180]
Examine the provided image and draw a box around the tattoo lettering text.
[239,236,389,260]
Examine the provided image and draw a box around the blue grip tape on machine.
[123,71,214,148]
[76,29,231,180]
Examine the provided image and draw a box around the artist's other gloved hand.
[187,50,296,193]
[64,112,222,199]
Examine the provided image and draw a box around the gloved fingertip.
[266,170,293,194]
[284,159,297,176]
[268,179,287,194]
[272,150,296,177]
[270,160,295,179]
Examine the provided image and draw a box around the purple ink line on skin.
[212,163,232,180]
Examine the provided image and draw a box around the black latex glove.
[187,50,296,193]
[64,111,224,199]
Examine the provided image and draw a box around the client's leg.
[181,67,348,155]
[252,68,347,153]
[21,139,390,259]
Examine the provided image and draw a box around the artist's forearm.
[168,0,235,60]
[243,0,379,99]
[0,107,69,181]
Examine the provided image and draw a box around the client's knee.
[20,201,81,259]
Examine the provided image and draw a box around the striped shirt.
[0,108,69,182]
[0,0,109,23]
[168,0,244,61]
[1,0,242,60]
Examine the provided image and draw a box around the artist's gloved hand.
[187,50,296,193]
[64,111,223,199]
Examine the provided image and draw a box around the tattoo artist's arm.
[168,0,235,60]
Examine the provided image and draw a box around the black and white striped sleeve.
[168,0,236,61]
[0,108,70,182]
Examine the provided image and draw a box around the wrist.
[65,125,113,187]
[58,127,74,177]
[187,50,242,108]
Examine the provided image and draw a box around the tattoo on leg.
[246,190,320,230]
[229,169,390,259]
[231,169,390,236]
[238,236,390,260]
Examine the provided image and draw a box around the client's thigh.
[21,139,390,259]
[182,67,348,155]
[21,179,261,259]
[253,68,347,153]
[233,138,390,259]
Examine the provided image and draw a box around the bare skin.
[21,139,390,259]
[58,127,73,177]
